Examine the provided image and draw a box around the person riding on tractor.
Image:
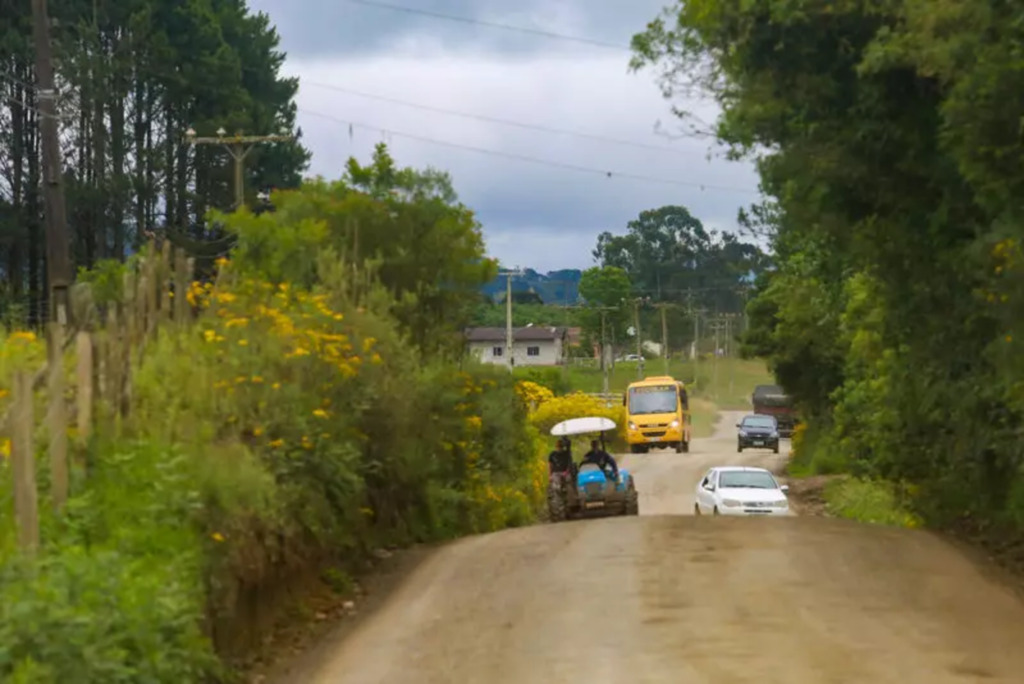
[548,437,574,475]
[581,439,618,480]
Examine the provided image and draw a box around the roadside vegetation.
[633,1,1024,543]
[514,357,772,440]
[0,147,547,682]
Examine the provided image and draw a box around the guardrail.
[585,392,623,407]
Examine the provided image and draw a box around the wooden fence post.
[47,323,68,510]
[160,242,172,322]
[174,248,189,325]
[144,241,158,340]
[12,371,38,555]
[76,331,93,445]
[105,307,122,422]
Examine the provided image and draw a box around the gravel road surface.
[291,412,1024,683]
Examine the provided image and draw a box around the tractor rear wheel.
[548,490,566,523]
[625,486,639,516]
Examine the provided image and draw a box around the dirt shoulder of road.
[238,544,435,683]
[775,467,1024,599]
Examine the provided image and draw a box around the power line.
[299,108,757,194]
[299,80,711,152]
[341,0,628,51]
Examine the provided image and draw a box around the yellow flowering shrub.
[528,391,627,448]
[790,421,807,459]
[0,330,46,417]
[514,380,554,410]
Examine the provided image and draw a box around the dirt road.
[292,412,1024,683]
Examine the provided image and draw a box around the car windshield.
[628,386,677,414]
[741,416,776,429]
[718,471,778,489]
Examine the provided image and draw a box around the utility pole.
[727,314,734,399]
[31,0,72,327]
[591,305,618,394]
[184,127,294,210]
[659,303,669,376]
[498,268,520,370]
[707,313,724,401]
[632,298,643,380]
[601,310,609,393]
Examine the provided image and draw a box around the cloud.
[249,0,667,58]
[251,0,763,272]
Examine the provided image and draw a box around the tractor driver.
[548,438,573,474]
[581,439,618,480]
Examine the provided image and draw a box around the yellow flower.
[333,313,343,321]
[215,257,229,267]
[203,329,218,343]
[371,353,383,364]
[272,382,281,390]
[362,337,377,352]
[269,439,284,448]
[0,438,10,459]
[313,409,329,419]
[253,427,264,436]
[10,331,37,343]
[211,532,226,542]
[0,388,8,399]
[251,376,264,383]
[238,339,249,346]
[235,376,247,384]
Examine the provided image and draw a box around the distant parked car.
[619,354,643,362]
[736,414,780,453]
[694,466,791,516]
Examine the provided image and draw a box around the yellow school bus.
[623,376,692,454]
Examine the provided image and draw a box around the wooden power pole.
[184,128,294,210]
[658,303,669,375]
[31,0,72,326]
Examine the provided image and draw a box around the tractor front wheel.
[548,489,566,523]
[625,485,639,516]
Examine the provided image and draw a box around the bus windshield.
[628,385,678,415]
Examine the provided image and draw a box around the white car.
[694,466,791,516]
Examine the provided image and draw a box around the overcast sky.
[247,0,761,272]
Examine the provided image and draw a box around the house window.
[527,346,540,357]
[492,346,503,357]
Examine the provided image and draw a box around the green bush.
[0,150,544,680]
[824,476,922,528]
[0,440,219,683]
[513,366,572,395]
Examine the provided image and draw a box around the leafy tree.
[631,0,1024,528]
[0,0,310,324]
[225,144,496,355]
[577,265,631,361]
[594,205,766,314]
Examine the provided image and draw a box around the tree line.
[633,0,1024,532]
[0,0,310,325]
[470,203,769,358]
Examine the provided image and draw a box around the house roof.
[465,326,568,342]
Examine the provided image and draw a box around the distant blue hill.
[482,268,582,305]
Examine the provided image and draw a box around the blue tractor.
[547,417,639,521]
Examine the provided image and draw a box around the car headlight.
[738,430,747,437]
[629,422,637,430]
[669,420,679,428]
[722,499,742,507]
[769,500,787,508]
[770,431,779,438]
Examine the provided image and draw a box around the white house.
[465,325,568,367]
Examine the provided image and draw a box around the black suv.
[736,414,780,453]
